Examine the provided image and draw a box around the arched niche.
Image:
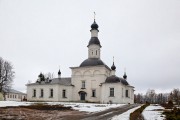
[83,70,91,76]
[93,70,101,75]
[74,71,82,76]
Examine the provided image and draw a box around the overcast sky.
[0,0,180,94]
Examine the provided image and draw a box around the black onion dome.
[123,72,127,79]
[80,58,105,67]
[105,75,129,85]
[87,37,101,47]
[58,69,61,75]
[111,62,116,70]
[91,20,99,30]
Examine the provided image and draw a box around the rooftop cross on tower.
[94,12,96,20]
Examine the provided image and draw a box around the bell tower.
[87,13,101,59]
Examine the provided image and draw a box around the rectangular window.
[62,89,66,98]
[50,89,53,98]
[33,89,36,97]
[110,88,114,97]
[82,81,85,89]
[92,89,96,97]
[126,90,128,97]
[40,89,44,97]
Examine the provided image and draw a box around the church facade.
[26,20,134,104]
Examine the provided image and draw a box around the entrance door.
[80,92,86,100]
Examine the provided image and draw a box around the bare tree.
[172,88,180,106]
[44,72,54,79]
[146,89,156,103]
[134,93,144,103]
[0,57,15,98]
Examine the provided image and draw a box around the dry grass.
[130,103,150,120]
[0,104,83,120]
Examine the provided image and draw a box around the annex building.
[27,19,134,104]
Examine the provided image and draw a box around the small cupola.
[110,57,116,75]
[58,69,61,78]
[91,20,99,31]
[123,72,127,80]
[111,62,116,71]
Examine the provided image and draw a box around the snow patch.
[0,101,32,107]
[111,106,141,120]
[142,104,165,120]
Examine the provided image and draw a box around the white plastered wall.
[88,44,101,59]
[101,83,134,104]
[71,66,110,102]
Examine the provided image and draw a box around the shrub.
[161,101,174,109]
[163,107,180,120]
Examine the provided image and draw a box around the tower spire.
[87,13,101,59]
[94,12,96,21]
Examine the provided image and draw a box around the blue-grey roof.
[105,75,129,85]
[27,77,72,86]
[87,37,101,47]
[80,58,106,67]
[3,89,26,94]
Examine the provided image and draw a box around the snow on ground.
[63,103,125,112]
[142,104,165,120]
[111,105,141,120]
[45,102,125,112]
[0,101,125,113]
[0,101,32,107]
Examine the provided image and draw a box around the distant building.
[4,89,27,101]
[27,19,134,104]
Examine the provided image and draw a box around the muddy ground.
[0,104,140,120]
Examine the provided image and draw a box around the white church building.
[26,19,134,104]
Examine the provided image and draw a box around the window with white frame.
[33,89,36,97]
[40,89,44,97]
[50,89,53,98]
[110,88,114,97]
[62,89,66,98]
[82,81,86,89]
[92,89,96,97]
[126,90,128,97]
